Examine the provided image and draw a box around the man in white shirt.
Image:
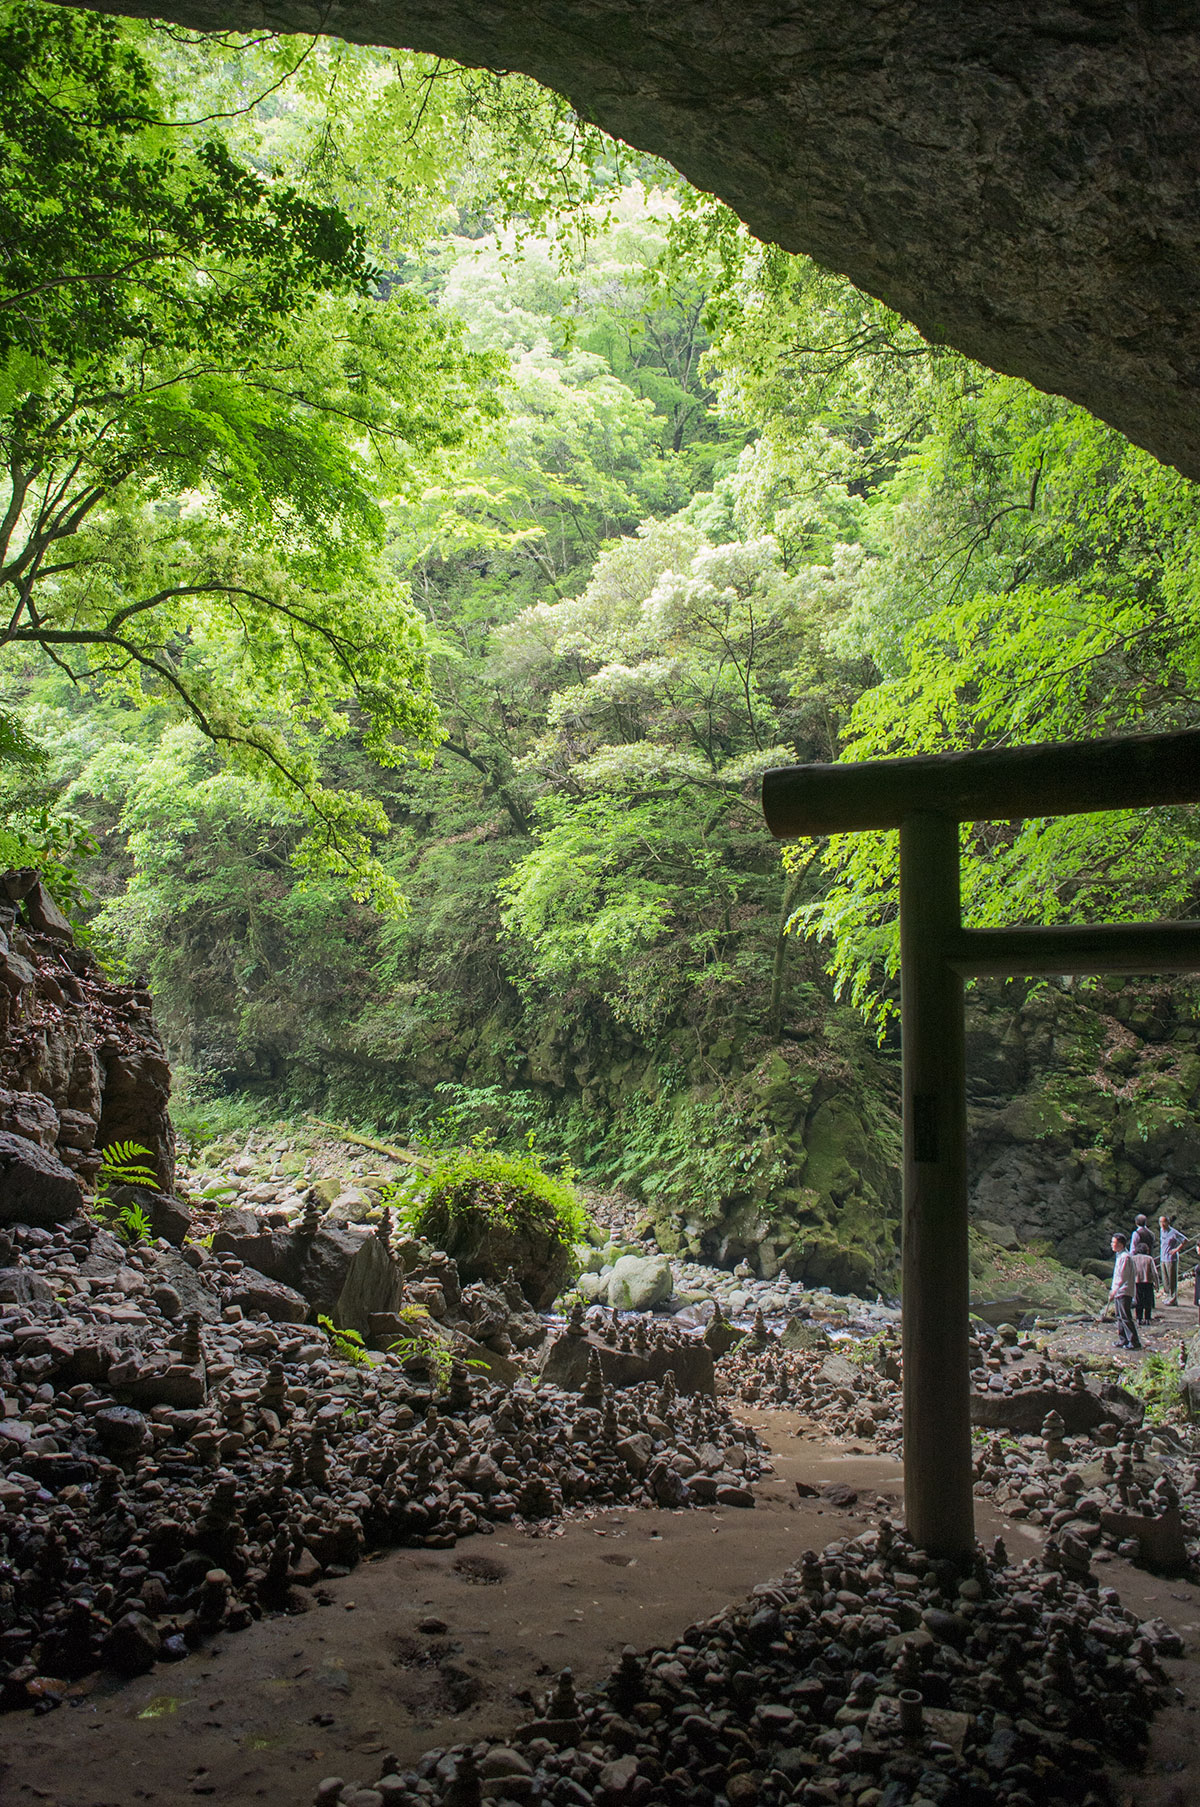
[1110,1232,1141,1350]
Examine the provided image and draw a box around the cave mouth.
[55,0,1200,480]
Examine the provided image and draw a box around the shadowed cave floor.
[3,1409,1199,1807]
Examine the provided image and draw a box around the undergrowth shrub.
[1123,1350,1183,1425]
[566,1091,781,1221]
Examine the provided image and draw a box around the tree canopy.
[0,1,502,901]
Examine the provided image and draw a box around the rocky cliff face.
[966,978,1200,1268]
[635,977,1200,1297]
[0,870,174,1196]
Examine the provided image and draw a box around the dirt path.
[4,1413,1200,1807]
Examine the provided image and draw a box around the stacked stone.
[310,1524,1177,1807]
[971,1416,1197,1571]
[718,1333,904,1453]
[0,1217,769,1704]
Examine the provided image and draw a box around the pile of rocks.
[717,1323,904,1455]
[0,870,174,1196]
[309,1523,1178,1807]
[670,1254,900,1331]
[0,1215,770,1705]
[971,1419,1197,1572]
[715,1320,1200,1575]
[540,1306,717,1399]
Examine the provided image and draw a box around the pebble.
[0,1211,769,1705]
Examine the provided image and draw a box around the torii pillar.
[763,728,1200,1560]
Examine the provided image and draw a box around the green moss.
[411,1144,590,1247]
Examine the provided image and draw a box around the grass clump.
[1121,1350,1184,1425]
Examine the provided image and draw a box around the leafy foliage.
[9,12,1200,1258]
[0,1,503,903]
[317,1314,371,1367]
[93,1139,158,1242]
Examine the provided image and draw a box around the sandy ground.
[4,1408,1200,1807]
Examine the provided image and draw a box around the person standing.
[1131,1214,1154,1255]
[1132,1245,1158,1325]
[1193,1244,1200,1330]
[1109,1233,1141,1350]
[1160,1215,1187,1305]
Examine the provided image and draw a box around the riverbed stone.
[605,1254,672,1312]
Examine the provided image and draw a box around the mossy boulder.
[411,1146,586,1310]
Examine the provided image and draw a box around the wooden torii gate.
[762,727,1200,1560]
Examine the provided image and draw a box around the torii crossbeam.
[762,727,1200,1559]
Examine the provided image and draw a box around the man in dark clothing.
[1110,1233,1141,1350]
[1131,1214,1154,1255]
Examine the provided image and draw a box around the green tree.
[497,517,854,1031]
[0,1,501,900]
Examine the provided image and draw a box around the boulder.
[973,1219,1021,1251]
[211,1208,267,1241]
[95,1045,175,1195]
[418,1211,572,1312]
[779,1317,830,1353]
[704,1312,744,1357]
[110,1183,191,1247]
[329,1233,407,1338]
[93,1404,152,1456]
[56,1108,97,1152]
[969,1296,1037,1327]
[538,1329,715,1397]
[819,1352,858,1388]
[224,1266,308,1324]
[208,1224,405,1337]
[576,1271,608,1305]
[615,1432,654,1475]
[105,1611,161,1676]
[0,1132,82,1225]
[1099,1501,1187,1572]
[969,1383,1136,1436]
[146,1246,222,1324]
[21,878,73,941]
[459,1279,545,1352]
[117,1364,206,1409]
[0,1089,59,1148]
[0,1265,52,1304]
[606,1254,673,1312]
[1091,1379,1145,1426]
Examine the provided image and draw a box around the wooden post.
[760,728,1200,1561]
[899,813,973,1559]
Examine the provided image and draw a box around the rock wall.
[637,977,1200,1295]
[0,870,174,1194]
[966,978,1200,1267]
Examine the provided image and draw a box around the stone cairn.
[0,1214,768,1704]
[722,1319,1200,1573]
[311,1521,1179,1807]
